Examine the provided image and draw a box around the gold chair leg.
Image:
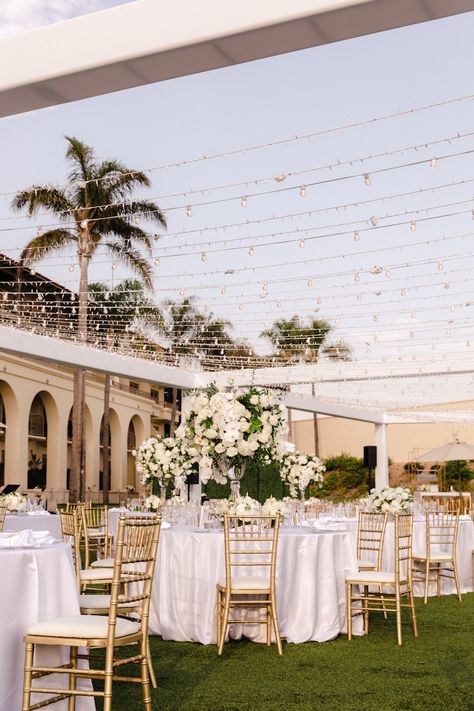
[452,562,463,602]
[103,645,114,711]
[140,640,152,711]
[395,589,402,646]
[146,636,157,689]
[409,588,418,638]
[346,583,352,641]
[216,590,222,647]
[22,641,34,711]
[363,585,369,635]
[437,563,441,598]
[270,598,283,656]
[266,606,271,646]
[218,596,231,656]
[424,560,430,604]
[68,646,77,711]
[379,586,388,619]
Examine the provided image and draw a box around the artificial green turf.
[94,594,474,711]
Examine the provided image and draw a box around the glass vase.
[228,461,246,501]
[160,485,167,506]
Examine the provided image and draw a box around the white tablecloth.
[5,513,62,539]
[149,527,362,644]
[0,543,94,710]
[319,515,474,596]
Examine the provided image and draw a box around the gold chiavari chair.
[356,512,388,571]
[22,513,161,711]
[0,506,7,532]
[66,501,90,513]
[59,510,114,593]
[81,505,113,569]
[412,511,462,603]
[217,514,282,656]
[346,514,418,646]
[79,514,160,688]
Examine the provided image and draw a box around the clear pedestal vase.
[160,485,167,506]
[298,484,307,524]
[228,462,246,501]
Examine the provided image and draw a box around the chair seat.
[346,570,405,585]
[90,557,115,568]
[26,614,139,639]
[357,559,377,570]
[80,567,114,582]
[413,552,454,562]
[217,576,271,592]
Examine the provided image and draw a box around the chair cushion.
[217,576,271,591]
[346,571,399,584]
[90,558,115,568]
[27,615,139,639]
[80,568,114,582]
[413,552,454,562]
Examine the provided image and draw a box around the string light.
[299,185,306,197]
[430,158,437,168]
[307,277,313,288]
[201,252,207,262]
[364,174,372,186]
[68,264,74,272]
[354,230,360,241]
[248,246,255,256]
[241,196,248,208]
[186,206,192,217]
[299,239,305,248]
[154,257,160,266]
[410,220,417,232]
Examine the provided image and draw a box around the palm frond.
[65,136,95,184]
[11,187,73,218]
[20,229,76,264]
[112,200,167,229]
[104,241,153,289]
[94,218,153,254]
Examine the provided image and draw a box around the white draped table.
[0,542,94,711]
[4,512,62,539]
[318,515,474,596]
[148,526,362,644]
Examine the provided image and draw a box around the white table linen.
[0,542,94,710]
[5,512,62,539]
[149,527,362,644]
[319,515,474,596]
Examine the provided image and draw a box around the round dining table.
[0,541,94,711]
[148,525,363,644]
[4,512,62,539]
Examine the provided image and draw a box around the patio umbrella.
[418,439,474,461]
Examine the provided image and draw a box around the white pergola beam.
[1,0,473,117]
[0,327,196,389]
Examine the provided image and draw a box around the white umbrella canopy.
[418,439,474,462]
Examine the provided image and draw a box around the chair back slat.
[394,514,413,584]
[357,512,388,571]
[223,514,279,589]
[425,511,459,557]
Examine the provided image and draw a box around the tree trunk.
[102,373,111,504]
[311,381,320,457]
[169,387,178,435]
[70,247,89,501]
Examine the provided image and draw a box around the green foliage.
[403,461,424,475]
[443,460,473,490]
[320,453,369,495]
[204,460,285,504]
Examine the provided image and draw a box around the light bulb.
[316,297,321,305]
[354,272,360,282]
[353,230,360,241]
[201,252,207,262]
[154,257,160,266]
[68,264,74,272]
[37,226,43,236]
[186,206,192,217]
[430,158,437,168]
[241,196,248,208]
[307,277,313,288]
[111,262,117,271]
[299,185,306,197]
[80,219,88,228]
[239,303,244,311]
[299,238,305,248]
[385,268,391,278]
[370,216,378,227]
[275,174,287,182]
[221,286,226,295]
[179,288,184,296]
[411,312,416,319]
[400,289,406,296]
[277,301,282,308]
[373,314,378,321]
[410,220,417,232]
[437,260,443,270]
[248,246,254,256]
[30,268,36,275]
[364,173,372,186]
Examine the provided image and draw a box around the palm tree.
[261,315,350,456]
[12,136,166,500]
[89,279,162,502]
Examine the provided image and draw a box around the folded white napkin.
[26,510,51,516]
[0,530,56,548]
[161,521,171,530]
[108,508,128,513]
[312,521,347,531]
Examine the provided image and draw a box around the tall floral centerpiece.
[177,385,286,499]
[279,451,325,501]
[364,486,414,514]
[133,435,195,501]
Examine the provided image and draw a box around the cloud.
[0,0,121,39]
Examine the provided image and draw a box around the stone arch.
[126,414,146,489]
[27,390,60,489]
[0,380,19,487]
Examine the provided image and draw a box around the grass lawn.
[94,594,474,711]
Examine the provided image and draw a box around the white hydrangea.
[279,451,325,498]
[0,492,27,512]
[134,435,195,489]
[262,496,288,519]
[363,486,414,514]
[227,495,261,517]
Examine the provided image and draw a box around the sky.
[0,5,473,408]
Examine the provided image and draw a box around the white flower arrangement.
[227,495,261,517]
[364,486,414,514]
[0,492,27,512]
[133,435,195,490]
[176,385,286,485]
[279,451,325,498]
[145,495,161,511]
[261,496,288,520]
